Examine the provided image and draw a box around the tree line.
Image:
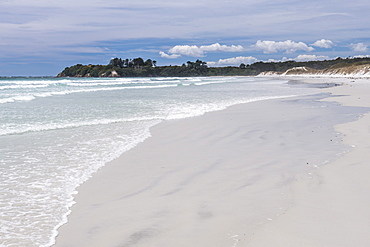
[108,57,157,68]
[57,56,370,77]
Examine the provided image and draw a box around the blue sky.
[1,0,370,76]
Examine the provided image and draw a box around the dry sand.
[248,77,370,247]
[54,77,370,247]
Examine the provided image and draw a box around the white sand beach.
[54,77,370,247]
[248,78,370,247]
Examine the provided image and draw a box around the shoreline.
[53,77,370,247]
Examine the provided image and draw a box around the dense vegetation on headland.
[57,57,370,77]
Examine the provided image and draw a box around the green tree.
[132,57,145,67]
[109,58,124,68]
[144,59,153,67]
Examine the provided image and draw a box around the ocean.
[0,76,320,246]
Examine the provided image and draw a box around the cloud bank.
[160,43,244,58]
[207,56,258,66]
[311,39,335,48]
[292,54,330,61]
[350,43,368,52]
[208,54,331,67]
[253,40,315,54]
[159,51,181,59]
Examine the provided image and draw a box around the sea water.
[0,76,319,246]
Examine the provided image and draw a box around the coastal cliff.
[259,64,370,78]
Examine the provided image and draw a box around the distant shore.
[57,57,370,78]
[54,76,370,246]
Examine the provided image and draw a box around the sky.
[1,0,370,76]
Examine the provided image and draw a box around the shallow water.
[0,76,325,246]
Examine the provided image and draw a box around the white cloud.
[162,43,245,58]
[353,55,370,58]
[266,58,285,63]
[264,55,330,63]
[168,45,205,57]
[253,40,315,54]
[207,54,330,66]
[350,43,368,52]
[311,39,334,48]
[293,54,330,61]
[159,51,181,59]
[200,43,244,53]
[208,56,258,66]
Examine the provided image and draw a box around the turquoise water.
[0,76,318,246]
